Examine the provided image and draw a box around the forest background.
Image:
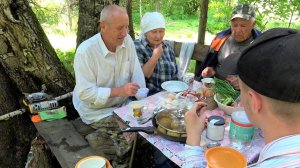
[31,0,300,75]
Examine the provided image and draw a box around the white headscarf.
[140,12,166,38]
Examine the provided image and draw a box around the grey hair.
[99,5,127,24]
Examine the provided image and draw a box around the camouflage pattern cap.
[231,3,255,20]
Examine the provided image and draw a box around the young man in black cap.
[183,28,300,167]
[199,3,261,89]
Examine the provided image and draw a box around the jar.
[207,116,225,141]
[229,111,254,142]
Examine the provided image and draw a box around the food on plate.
[181,133,187,137]
[158,111,172,118]
[158,117,172,129]
[170,120,180,130]
[166,131,181,137]
[167,93,176,100]
[178,90,202,102]
[157,125,166,134]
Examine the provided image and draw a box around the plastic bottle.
[229,111,254,151]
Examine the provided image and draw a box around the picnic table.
[114,91,265,167]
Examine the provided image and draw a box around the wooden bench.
[34,119,98,168]
[171,41,209,77]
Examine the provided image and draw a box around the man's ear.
[248,90,262,115]
[100,21,105,31]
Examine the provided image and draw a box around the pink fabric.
[114,91,265,167]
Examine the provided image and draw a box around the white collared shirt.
[73,33,145,124]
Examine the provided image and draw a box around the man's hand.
[121,83,140,96]
[225,76,239,90]
[185,102,207,146]
[201,67,216,77]
[111,83,140,97]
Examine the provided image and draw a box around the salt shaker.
[207,116,225,141]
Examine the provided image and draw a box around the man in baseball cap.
[199,3,261,89]
[231,3,256,21]
[183,28,300,167]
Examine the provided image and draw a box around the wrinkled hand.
[185,102,207,146]
[201,67,215,77]
[225,76,239,90]
[121,83,140,96]
[152,44,164,60]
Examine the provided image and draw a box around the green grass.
[56,49,75,76]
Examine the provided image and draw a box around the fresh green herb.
[213,77,240,105]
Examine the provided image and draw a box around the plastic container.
[205,146,247,168]
[207,116,225,141]
[229,111,254,150]
[182,72,195,86]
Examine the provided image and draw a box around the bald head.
[99,5,127,24]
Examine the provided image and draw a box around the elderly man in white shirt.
[72,5,145,167]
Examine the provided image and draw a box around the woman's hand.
[152,44,164,61]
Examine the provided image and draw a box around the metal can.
[207,116,225,141]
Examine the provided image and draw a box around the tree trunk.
[195,0,209,78]
[0,0,75,167]
[76,0,116,48]
[198,0,208,44]
[66,0,73,30]
[126,0,135,39]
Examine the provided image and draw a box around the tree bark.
[195,0,209,77]
[198,0,208,44]
[0,0,75,167]
[76,0,115,48]
[126,0,135,39]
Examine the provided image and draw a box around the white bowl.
[214,94,244,115]
[75,156,107,168]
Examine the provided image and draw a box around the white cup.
[135,88,149,100]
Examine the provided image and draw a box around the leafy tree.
[238,0,300,30]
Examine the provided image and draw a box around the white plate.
[161,80,189,93]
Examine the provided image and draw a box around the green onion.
[213,77,240,105]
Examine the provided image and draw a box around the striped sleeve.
[182,145,206,168]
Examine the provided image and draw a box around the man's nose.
[120,27,128,36]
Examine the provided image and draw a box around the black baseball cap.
[238,28,300,102]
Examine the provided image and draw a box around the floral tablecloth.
[114,91,265,167]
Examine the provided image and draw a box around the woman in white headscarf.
[134,12,178,96]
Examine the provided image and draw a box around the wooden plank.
[34,119,97,168]
[173,41,209,62]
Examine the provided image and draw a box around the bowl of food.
[214,94,243,115]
